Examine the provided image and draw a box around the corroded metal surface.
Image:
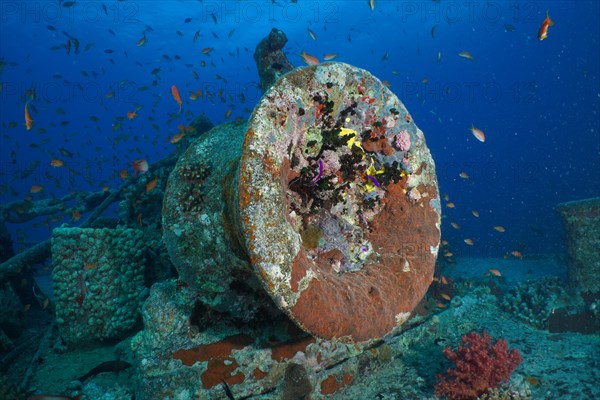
[238,62,441,341]
[162,122,280,321]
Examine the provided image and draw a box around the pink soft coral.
[435,331,523,400]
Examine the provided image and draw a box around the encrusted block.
[556,197,600,295]
[51,227,147,345]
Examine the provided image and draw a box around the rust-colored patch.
[290,181,440,341]
[253,367,268,380]
[362,137,395,156]
[288,169,300,182]
[319,248,345,261]
[173,334,253,364]
[320,373,354,395]
[270,336,315,361]
[202,360,245,389]
[289,252,307,293]
[262,149,279,178]
[172,334,253,389]
[239,183,252,209]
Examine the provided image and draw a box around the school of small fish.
[0,3,554,286]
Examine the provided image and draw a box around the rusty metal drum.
[164,62,441,342]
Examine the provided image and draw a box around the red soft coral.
[435,331,523,400]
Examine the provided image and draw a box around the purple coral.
[394,130,411,151]
[310,160,324,186]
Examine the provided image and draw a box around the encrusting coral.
[500,277,565,329]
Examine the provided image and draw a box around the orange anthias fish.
[323,53,337,61]
[127,110,138,120]
[470,125,486,142]
[493,225,506,232]
[171,85,182,113]
[300,51,319,66]
[50,158,65,167]
[132,159,149,176]
[537,10,554,41]
[170,132,186,144]
[146,178,158,193]
[510,250,523,259]
[24,102,34,130]
[71,209,81,221]
[488,268,502,277]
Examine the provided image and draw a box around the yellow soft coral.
[339,127,363,152]
[364,158,385,192]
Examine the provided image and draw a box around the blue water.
[1,0,599,258]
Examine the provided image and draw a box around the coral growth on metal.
[556,197,600,295]
[238,62,441,342]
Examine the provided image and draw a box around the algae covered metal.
[163,62,441,343]
[556,197,600,296]
[162,121,281,321]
